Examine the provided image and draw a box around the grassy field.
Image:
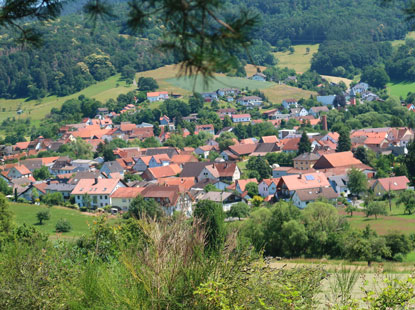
[321,75,353,87]
[340,202,415,235]
[273,44,319,73]
[9,202,115,239]
[165,75,274,93]
[0,74,135,124]
[262,83,316,104]
[387,81,415,98]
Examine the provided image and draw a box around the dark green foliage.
[364,201,387,220]
[298,131,311,155]
[33,166,51,180]
[397,190,415,214]
[265,152,295,167]
[246,156,271,181]
[405,141,415,184]
[128,196,164,220]
[137,77,158,91]
[229,202,250,220]
[354,146,370,165]
[194,200,225,253]
[0,194,13,247]
[0,178,12,196]
[336,128,351,152]
[347,168,368,197]
[245,182,259,198]
[384,232,413,260]
[361,66,390,88]
[55,218,72,233]
[41,192,64,206]
[36,210,50,225]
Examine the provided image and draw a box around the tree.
[31,188,39,203]
[347,168,368,197]
[344,227,390,266]
[336,128,351,152]
[36,210,50,225]
[361,66,390,89]
[33,166,51,180]
[0,194,13,246]
[0,178,12,196]
[405,140,415,184]
[385,232,413,260]
[129,196,164,219]
[345,204,356,217]
[245,182,259,198]
[194,200,225,253]
[354,146,369,165]
[138,77,158,91]
[333,94,346,108]
[41,192,64,206]
[229,202,249,220]
[246,157,271,181]
[297,131,311,155]
[364,201,387,220]
[397,190,415,215]
[251,196,264,208]
[55,219,72,233]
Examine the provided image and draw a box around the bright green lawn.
[165,75,274,93]
[387,81,415,99]
[0,74,135,124]
[9,202,103,239]
[344,201,415,235]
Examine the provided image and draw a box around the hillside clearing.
[273,44,319,73]
[9,202,118,239]
[391,31,415,47]
[321,75,353,87]
[0,74,135,124]
[387,81,415,98]
[262,84,316,104]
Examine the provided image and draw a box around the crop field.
[9,202,118,239]
[273,44,319,73]
[262,83,316,104]
[0,74,135,124]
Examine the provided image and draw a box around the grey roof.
[68,171,103,185]
[328,175,348,187]
[199,191,234,202]
[20,159,43,171]
[293,152,320,161]
[180,162,212,178]
[253,143,280,154]
[144,147,179,158]
[295,187,338,202]
[310,106,329,113]
[46,183,75,192]
[101,161,124,173]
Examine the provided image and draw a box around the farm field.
[9,202,118,239]
[273,44,319,73]
[0,74,135,124]
[262,83,316,104]
[387,81,415,98]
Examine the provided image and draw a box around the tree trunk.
[368,260,372,267]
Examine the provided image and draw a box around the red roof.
[375,176,409,192]
[279,172,330,191]
[72,178,121,195]
[111,187,143,198]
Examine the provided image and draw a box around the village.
[0,78,413,216]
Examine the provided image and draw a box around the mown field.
[273,44,319,73]
[340,202,415,235]
[9,202,118,239]
[387,81,415,98]
[0,74,135,124]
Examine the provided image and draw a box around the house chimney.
[298,174,302,179]
[322,115,328,131]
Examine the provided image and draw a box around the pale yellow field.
[321,75,353,87]
[244,64,267,77]
[273,44,320,73]
[262,84,317,104]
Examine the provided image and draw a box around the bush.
[79,206,88,212]
[55,219,72,233]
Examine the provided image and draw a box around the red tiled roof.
[72,178,121,195]
[279,172,330,191]
[111,187,143,198]
[375,176,410,192]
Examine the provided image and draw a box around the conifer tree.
[336,128,351,152]
[298,131,311,155]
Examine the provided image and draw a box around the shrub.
[55,219,72,233]
[36,210,50,225]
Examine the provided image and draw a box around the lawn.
[387,81,415,98]
[340,202,415,235]
[9,202,112,239]
[165,75,274,93]
[0,74,135,124]
[391,31,415,47]
[273,44,319,73]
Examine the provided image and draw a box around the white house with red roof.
[110,187,144,211]
[71,178,125,208]
[231,114,251,123]
[258,178,280,198]
[7,165,32,179]
[147,91,169,102]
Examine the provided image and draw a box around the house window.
[100,195,102,199]
[77,195,80,200]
